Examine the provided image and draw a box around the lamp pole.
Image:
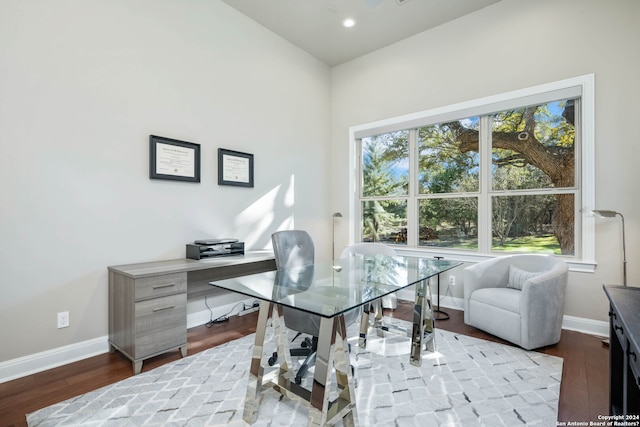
[620,212,627,286]
[332,212,342,261]
[592,210,627,286]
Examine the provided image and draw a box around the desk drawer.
[611,310,626,347]
[135,272,187,301]
[134,293,186,358]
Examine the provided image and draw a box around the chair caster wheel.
[268,352,278,366]
[295,376,302,385]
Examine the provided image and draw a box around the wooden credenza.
[108,251,276,374]
[604,285,640,416]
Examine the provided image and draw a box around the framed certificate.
[149,135,201,183]
[218,148,254,187]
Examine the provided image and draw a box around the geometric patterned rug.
[27,321,562,426]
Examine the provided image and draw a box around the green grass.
[379,227,563,255]
[415,234,561,254]
[492,234,560,254]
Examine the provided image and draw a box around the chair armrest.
[463,257,510,295]
[463,257,510,316]
[519,266,568,343]
[520,267,568,307]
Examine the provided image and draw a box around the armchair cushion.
[507,265,542,290]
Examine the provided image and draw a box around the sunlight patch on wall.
[235,174,295,249]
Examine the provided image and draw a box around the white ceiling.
[220,0,501,66]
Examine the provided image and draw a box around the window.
[352,75,594,264]
[361,131,408,244]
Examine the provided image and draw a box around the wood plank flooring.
[0,302,609,426]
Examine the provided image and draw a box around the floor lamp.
[592,210,627,286]
[592,209,626,347]
[332,212,342,260]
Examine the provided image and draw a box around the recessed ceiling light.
[342,18,356,28]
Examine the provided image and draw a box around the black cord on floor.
[205,301,254,328]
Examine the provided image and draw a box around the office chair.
[269,230,321,385]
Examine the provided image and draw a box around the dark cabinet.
[604,285,640,415]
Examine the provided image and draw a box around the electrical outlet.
[449,276,456,287]
[57,311,70,329]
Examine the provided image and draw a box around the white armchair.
[463,254,568,350]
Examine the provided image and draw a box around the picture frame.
[218,148,254,187]
[149,135,201,183]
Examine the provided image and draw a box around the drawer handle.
[152,305,176,312]
[614,325,624,334]
[153,284,176,290]
[629,350,637,362]
[609,311,617,319]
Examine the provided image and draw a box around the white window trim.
[348,74,596,272]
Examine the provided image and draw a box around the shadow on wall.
[232,174,295,250]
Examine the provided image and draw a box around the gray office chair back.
[271,230,319,336]
[272,230,315,269]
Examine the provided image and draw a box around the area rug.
[27,322,562,426]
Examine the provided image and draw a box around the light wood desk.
[108,251,276,374]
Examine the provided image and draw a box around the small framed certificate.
[149,135,201,183]
[218,148,254,187]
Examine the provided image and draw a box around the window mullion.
[355,138,363,243]
[407,129,418,247]
[478,115,492,252]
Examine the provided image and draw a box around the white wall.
[0,0,332,364]
[330,0,640,322]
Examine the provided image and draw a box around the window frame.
[348,74,595,272]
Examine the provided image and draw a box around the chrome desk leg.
[363,297,410,342]
[308,315,357,427]
[372,299,385,338]
[359,303,371,348]
[360,297,397,349]
[410,277,435,367]
[243,301,291,424]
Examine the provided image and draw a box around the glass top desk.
[210,254,461,426]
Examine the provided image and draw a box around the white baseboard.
[561,314,609,337]
[0,336,109,385]
[0,298,609,385]
[413,295,609,338]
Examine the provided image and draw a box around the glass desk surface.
[210,254,461,318]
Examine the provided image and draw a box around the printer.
[186,238,244,260]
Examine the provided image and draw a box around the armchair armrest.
[519,264,568,349]
[463,257,511,319]
[463,257,511,293]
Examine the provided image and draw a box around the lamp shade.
[592,209,619,218]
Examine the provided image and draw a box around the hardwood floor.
[0,303,609,426]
